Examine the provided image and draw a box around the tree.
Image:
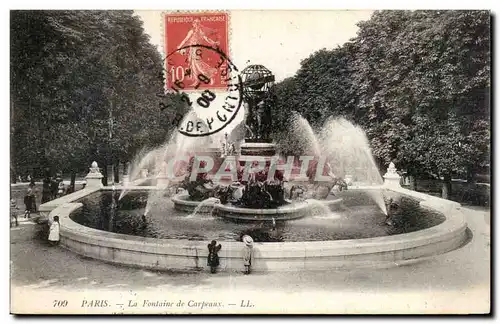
[271,10,490,199]
[351,10,490,198]
[11,10,186,187]
[271,43,360,156]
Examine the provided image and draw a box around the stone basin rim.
[56,196,466,251]
[42,186,469,271]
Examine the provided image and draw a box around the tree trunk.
[441,174,452,200]
[113,161,119,184]
[10,99,16,184]
[409,175,417,191]
[102,163,108,186]
[70,172,76,193]
[11,167,17,183]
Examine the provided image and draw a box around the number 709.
[53,300,68,307]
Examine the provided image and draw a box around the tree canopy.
[11,10,187,183]
[272,10,490,198]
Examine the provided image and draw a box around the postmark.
[163,44,243,137]
[161,12,242,137]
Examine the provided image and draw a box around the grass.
[402,180,490,207]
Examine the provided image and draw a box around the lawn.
[402,180,490,207]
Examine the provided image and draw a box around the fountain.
[170,65,347,221]
[169,65,392,223]
[44,63,468,273]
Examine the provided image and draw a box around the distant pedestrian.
[29,179,37,211]
[50,176,59,199]
[48,216,60,246]
[29,178,36,189]
[27,174,31,182]
[242,235,254,274]
[23,188,35,218]
[10,199,19,227]
[41,176,52,203]
[207,240,222,274]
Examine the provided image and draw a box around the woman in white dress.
[48,216,60,246]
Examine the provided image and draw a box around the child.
[242,235,254,274]
[207,240,222,274]
[28,179,37,211]
[10,199,19,227]
[23,188,34,218]
[48,216,60,246]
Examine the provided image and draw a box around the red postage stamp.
[164,12,230,91]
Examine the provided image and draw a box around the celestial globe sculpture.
[241,65,275,102]
[239,64,276,144]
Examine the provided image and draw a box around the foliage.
[272,10,490,197]
[11,10,187,180]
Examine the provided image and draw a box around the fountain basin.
[51,189,468,271]
[37,177,469,272]
[171,193,216,213]
[171,192,343,221]
[215,200,311,221]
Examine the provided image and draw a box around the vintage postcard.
[9,9,490,314]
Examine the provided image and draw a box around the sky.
[134,10,374,136]
[136,10,373,82]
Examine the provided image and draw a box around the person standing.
[41,176,52,203]
[51,176,60,199]
[29,178,36,189]
[48,216,60,246]
[10,199,19,227]
[242,235,254,274]
[29,179,37,211]
[207,240,222,274]
[23,188,34,218]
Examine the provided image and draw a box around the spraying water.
[306,199,342,219]
[119,146,164,200]
[318,117,387,215]
[119,109,219,203]
[291,114,339,178]
[289,115,387,215]
[186,197,221,218]
[122,104,388,218]
[291,113,321,156]
[142,189,170,218]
